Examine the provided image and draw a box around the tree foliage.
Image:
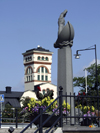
[73,63,100,95]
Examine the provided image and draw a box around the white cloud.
[74,59,100,77]
[84,59,100,69]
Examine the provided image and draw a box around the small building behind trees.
[0,86,23,110]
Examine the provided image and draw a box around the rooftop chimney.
[6,86,11,93]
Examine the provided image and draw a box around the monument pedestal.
[57,45,74,124]
[57,45,73,99]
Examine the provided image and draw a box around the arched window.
[28,57,30,60]
[38,56,40,60]
[45,68,48,73]
[45,57,48,61]
[25,56,32,62]
[29,56,32,61]
[38,68,40,73]
[36,66,49,81]
[27,67,32,74]
[26,67,33,82]
[41,67,44,73]
[42,57,44,60]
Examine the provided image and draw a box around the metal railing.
[20,88,63,133]
[0,87,100,133]
[0,108,29,128]
[63,92,100,126]
[20,87,100,133]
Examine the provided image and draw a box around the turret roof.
[26,46,51,53]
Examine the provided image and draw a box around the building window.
[36,66,49,82]
[27,76,28,82]
[45,57,48,61]
[29,76,30,81]
[38,56,40,60]
[27,67,32,74]
[37,75,40,81]
[42,57,44,60]
[45,68,48,73]
[26,67,33,82]
[43,90,45,95]
[29,68,32,74]
[27,75,32,82]
[29,57,32,61]
[47,88,50,93]
[31,75,32,81]
[41,75,44,81]
[41,67,44,73]
[38,68,40,73]
[45,76,48,81]
[25,56,32,62]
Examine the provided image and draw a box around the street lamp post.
[85,68,87,94]
[74,44,99,107]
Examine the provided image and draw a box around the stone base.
[63,125,100,133]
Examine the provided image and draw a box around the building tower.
[22,46,53,91]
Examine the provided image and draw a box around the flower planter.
[81,118,92,126]
[30,113,59,127]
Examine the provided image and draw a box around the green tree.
[73,63,100,95]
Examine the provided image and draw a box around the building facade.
[22,46,53,91]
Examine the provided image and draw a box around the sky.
[0,0,100,94]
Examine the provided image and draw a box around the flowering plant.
[20,97,70,117]
[83,111,95,119]
[75,104,95,114]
